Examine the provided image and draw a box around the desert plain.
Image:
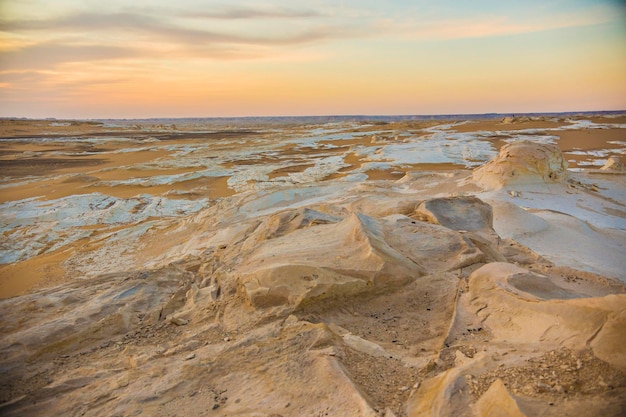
[0,114,625,416]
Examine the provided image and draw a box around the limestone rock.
[467,263,626,352]
[600,156,624,172]
[414,196,504,263]
[382,214,486,271]
[406,359,478,417]
[415,196,493,232]
[473,141,568,189]
[1,121,625,417]
[170,317,189,326]
[343,334,392,358]
[237,205,496,309]
[238,212,424,309]
[241,207,343,252]
[0,265,186,362]
[475,379,526,417]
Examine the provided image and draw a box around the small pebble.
[171,317,189,326]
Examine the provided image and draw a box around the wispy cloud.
[0,7,363,73]
[374,5,619,40]
[0,42,139,71]
[0,69,133,93]
[1,12,156,31]
[179,5,325,19]
[1,11,353,46]
[0,70,50,91]
[1,1,624,117]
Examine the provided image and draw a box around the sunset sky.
[1,0,625,118]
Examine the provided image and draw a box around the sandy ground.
[0,115,625,417]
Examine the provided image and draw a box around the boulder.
[414,196,504,263]
[415,196,493,233]
[473,141,568,189]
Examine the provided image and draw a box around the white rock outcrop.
[473,141,568,189]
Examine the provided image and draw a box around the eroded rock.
[415,196,494,233]
[1,137,625,417]
[475,379,526,417]
[237,212,423,309]
[473,141,568,189]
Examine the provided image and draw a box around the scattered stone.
[170,317,189,326]
[384,408,397,417]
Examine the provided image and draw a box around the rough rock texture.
[465,263,626,363]
[1,140,625,417]
[238,212,423,309]
[475,379,526,417]
[600,156,624,172]
[415,196,505,264]
[415,196,493,233]
[473,141,568,189]
[407,262,626,417]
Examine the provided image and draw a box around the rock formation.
[1,140,625,417]
[472,141,568,189]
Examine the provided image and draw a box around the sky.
[1,0,625,118]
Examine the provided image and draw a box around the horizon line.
[2,109,626,122]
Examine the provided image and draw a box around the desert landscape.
[0,114,625,416]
